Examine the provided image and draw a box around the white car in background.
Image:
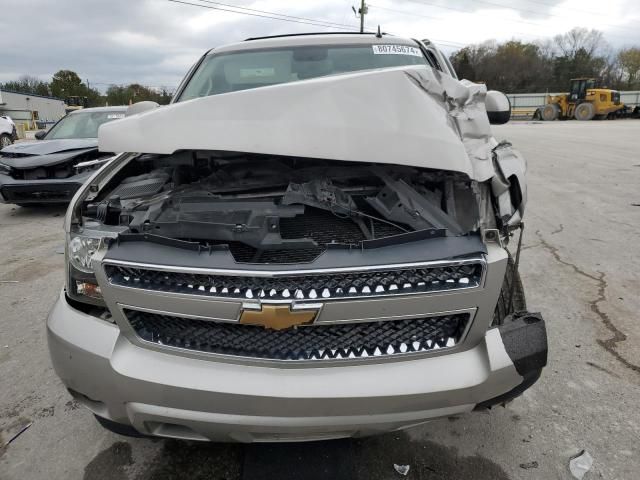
[0,115,16,149]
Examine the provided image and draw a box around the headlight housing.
[0,162,12,176]
[67,232,106,307]
[68,235,101,273]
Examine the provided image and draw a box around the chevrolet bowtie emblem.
[239,305,318,330]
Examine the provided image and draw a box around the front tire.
[541,104,560,121]
[574,102,595,121]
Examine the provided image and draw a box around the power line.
[370,4,443,24]
[170,0,469,47]
[167,0,363,31]
[197,0,361,30]
[367,5,467,47]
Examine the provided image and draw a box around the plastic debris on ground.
[393,464,410,476]
[3,422,32,448]
[569,450,593,479]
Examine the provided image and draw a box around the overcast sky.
[2,0,639,92]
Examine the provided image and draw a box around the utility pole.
[353,0,368,33]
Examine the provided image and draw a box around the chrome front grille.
[124,309,471,361]
[104,261,484,301]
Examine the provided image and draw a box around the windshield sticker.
[372,45,422,57]
[107,114,125,119]
[240,68,276,78]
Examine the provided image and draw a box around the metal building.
[0,89,66,131]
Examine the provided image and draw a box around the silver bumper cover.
[47,290,534,442]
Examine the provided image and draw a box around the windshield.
[178,44,428,102]
[45,110,125,140]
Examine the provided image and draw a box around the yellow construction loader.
[535,78,633,121]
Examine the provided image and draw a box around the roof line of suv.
[244,32,391,42]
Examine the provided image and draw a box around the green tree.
[487,41,552,92]
[549,28,608,90]
[618,47,640,89]
[552,48,607,90]
[49,70,103,106]
[449,28,616,93]
[450,40,552,93]
[450,41,495,83]
[1,75,50,96]
[50,70,84,98]
[106,83,173,106]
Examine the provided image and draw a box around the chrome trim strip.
[102,257,485,278]
[117,303,241,324]
[104,280,484,305]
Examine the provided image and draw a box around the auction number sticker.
[372,45,422,57]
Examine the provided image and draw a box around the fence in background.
[506,91,640,118]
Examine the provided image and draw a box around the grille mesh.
[125,309,470,361]
[105,262,483,301]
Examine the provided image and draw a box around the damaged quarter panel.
[49,34,544,443]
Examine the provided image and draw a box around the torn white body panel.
[100,66,507,180]
[491,142,528,225]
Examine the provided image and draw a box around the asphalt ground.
[1,120,639,479]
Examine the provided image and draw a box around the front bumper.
[47,291,546,442]
[0,173,89,204]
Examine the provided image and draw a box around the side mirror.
[34,130,47,140]
[485,90,511,125]
[126,101,159,117]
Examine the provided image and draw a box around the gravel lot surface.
[1,120,639,479]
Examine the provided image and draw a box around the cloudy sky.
[2,0,639,92]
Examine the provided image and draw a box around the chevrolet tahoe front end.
[47,33,546,442]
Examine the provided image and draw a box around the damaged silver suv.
[48,33,547,442]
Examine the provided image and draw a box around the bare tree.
[553,28,605,58]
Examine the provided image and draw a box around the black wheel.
[541,104,560,121]
[94,415,148,438]
[492,255,526,326]
[574,102,595,120]
[0,133,12,149]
